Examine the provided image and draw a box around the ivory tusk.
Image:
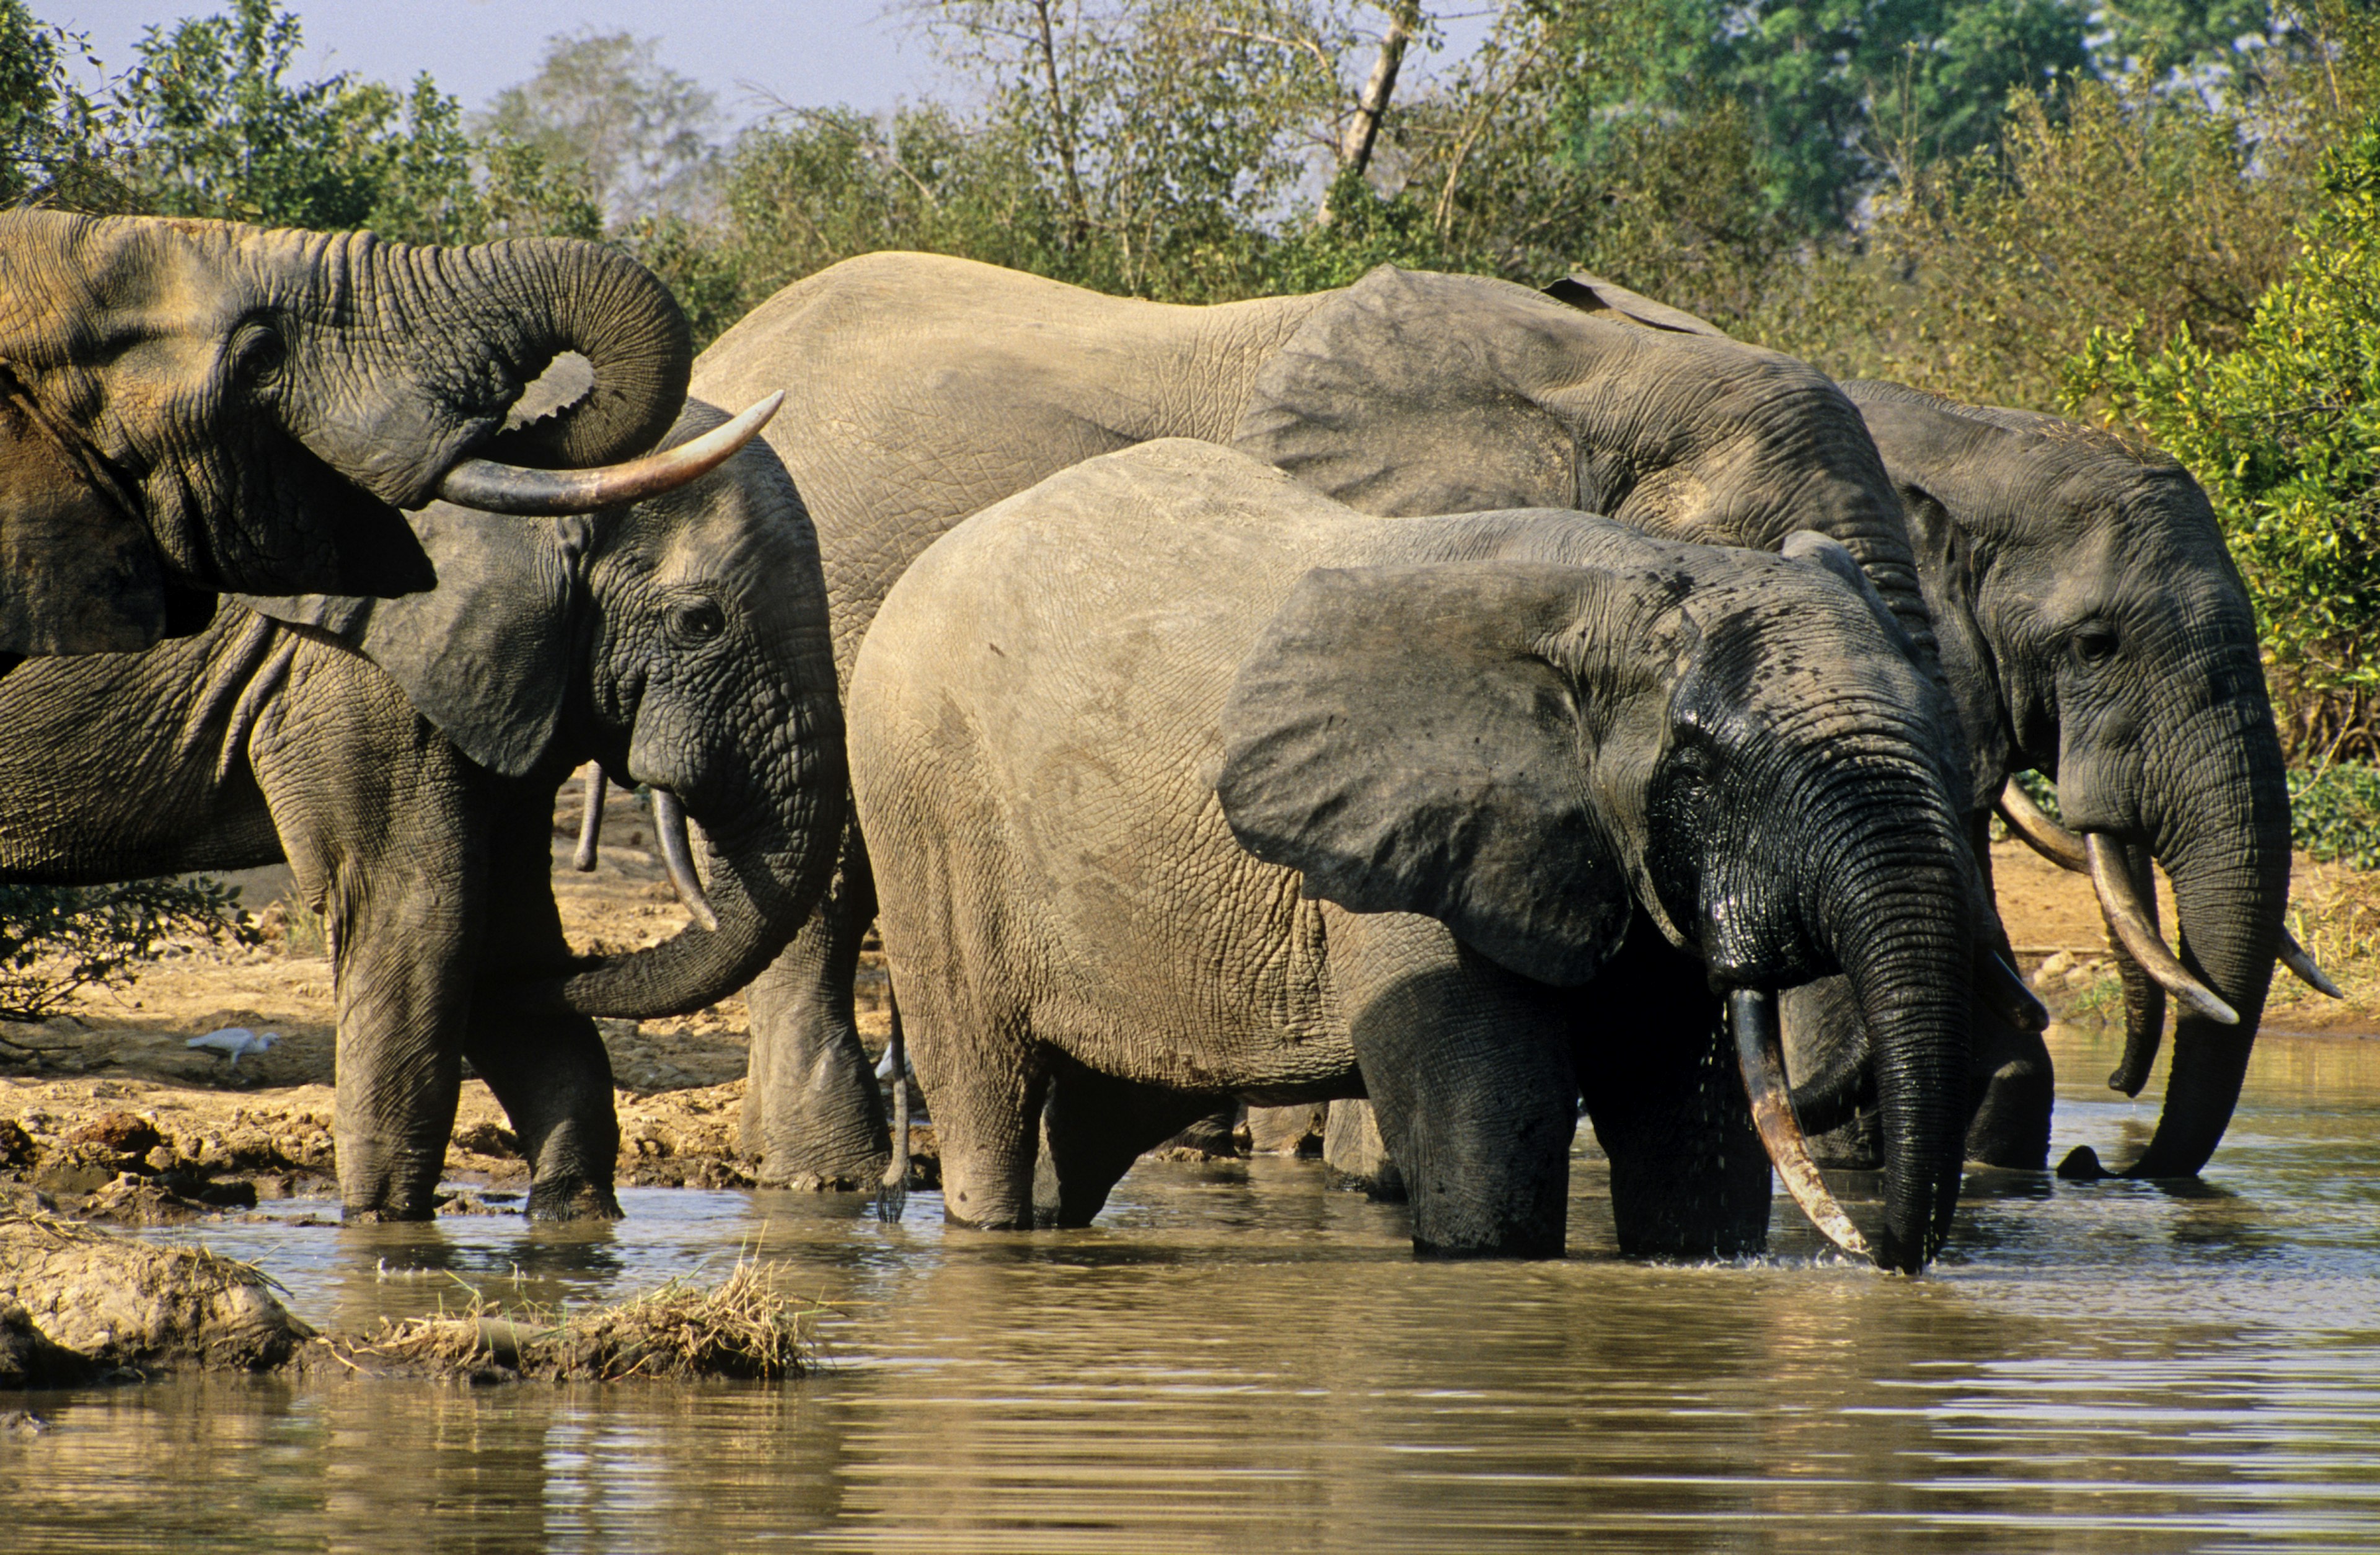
[2085,833,2238,1024]
[1999,779,2319,994]
[876,985,911,1223]
[2279,927,2344,999]
[1730,988,1872,1262]
[433,390,785,516]
[573,766,606,873]
[651,788,720,932]
[1996,780,2088,872]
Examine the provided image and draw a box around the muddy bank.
[0,1197,814,1388]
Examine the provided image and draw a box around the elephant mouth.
[1994,780,2334,1088]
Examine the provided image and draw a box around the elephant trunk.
[2104,715,2291,1178]
[286,230,693,509]
[1812,782,1973,1272]
[453,237,694,472]
[550,815,822,1020]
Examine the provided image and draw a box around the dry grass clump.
[323,1259,814,1382]
[2270,859,2380,1023]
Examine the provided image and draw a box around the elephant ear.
[1232,266,1586,516]
[1216,559,1634,988]
[1541,272,1730,338]
[1900,487,2011,808]
[234,503,585,777]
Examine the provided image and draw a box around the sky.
[43,1,937,126]
[41,1,1500,130]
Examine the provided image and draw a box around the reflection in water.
[6,1029,2379,1553]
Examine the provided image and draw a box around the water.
[7,1023,2380,1553]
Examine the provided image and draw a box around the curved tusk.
[651,788,720,932]
[1980,947,2050,1034]
[573,766,606,873]
[2085,833,2238,1024]
[1996,780,2088,873]
[1730,988,1872,1262]
[2279,926,2344,999]
[433,390,785,516]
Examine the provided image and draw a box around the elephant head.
[0,209,707,657]
[1230,265,1980,809]
[1215,525,1977,1271]
[240,399,845,1019]
[1846,381,2294,1180]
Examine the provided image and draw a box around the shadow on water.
[5,1026,2379,1553]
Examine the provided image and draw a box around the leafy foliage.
[2287,765,2380,870]
[2064,115,2380,757]
[0,878,257,1025]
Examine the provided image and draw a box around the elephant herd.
[0,211,2328,1275]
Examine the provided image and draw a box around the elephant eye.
[228,319,288,394]
[668,599,726,645]
[2073,625,2120,666]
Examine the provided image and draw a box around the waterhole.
[7,1022,2379,1553]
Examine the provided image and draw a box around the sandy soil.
[0,793,2369,1223]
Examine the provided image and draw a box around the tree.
[2066,115,2380,760]
[0,1,136,210]
[477,30,721,228]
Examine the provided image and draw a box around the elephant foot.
[1321,1099,1405,1200]
[340,1200,438,1224]
[2056,1145,2112,1181]
[1411,1225,1565,1259]
[526,1178,624,1220]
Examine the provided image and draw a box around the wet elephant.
[851,441,1978,1271]
[0,403,844,1218]
[0,209,696,657]
[690,251,1986,1191]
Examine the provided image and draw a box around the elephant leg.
[463,782,622,1220]
[1036,1059,1230,1227]
[740,821,890,1189]
[252,674,486,1222]
[1324,907,1576,1258]
[1963,820,2053,1168]
[1322,1099,1404,1199]
[1576,920,1772,1260]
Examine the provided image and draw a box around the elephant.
[0,402,845,1219]
[1541,275,2312,1180]
[1826,380,2297,1181]
[689,250,2000,1191]
[848,440,1978,1271]
[0,208,724,659]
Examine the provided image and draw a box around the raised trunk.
[289,231,693,509]
[2111,722,2291,1177]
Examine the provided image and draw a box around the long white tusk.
[1730,988,1871,1262]
[651,788,719,932]
[573,766,606,873]
[1997,780,2088,872]
[2000,780,2324,995]
[433,391,784,516]
[2085,833,2238,1024]
[2279,927,2344,998]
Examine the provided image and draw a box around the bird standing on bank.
[187,1027,280,1072]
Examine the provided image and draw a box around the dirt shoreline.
[0,824,2373,1235]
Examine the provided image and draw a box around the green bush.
[2065,115,2380,760]
[2287,765,2380,871]
[0,878,257,1029]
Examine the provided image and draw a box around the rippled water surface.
[8,1024,2380,1553]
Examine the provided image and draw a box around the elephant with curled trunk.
[850,441,1977,1271]
[690,250,2016,1190]
[0,209,722,659]
[0,404,844,1219]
